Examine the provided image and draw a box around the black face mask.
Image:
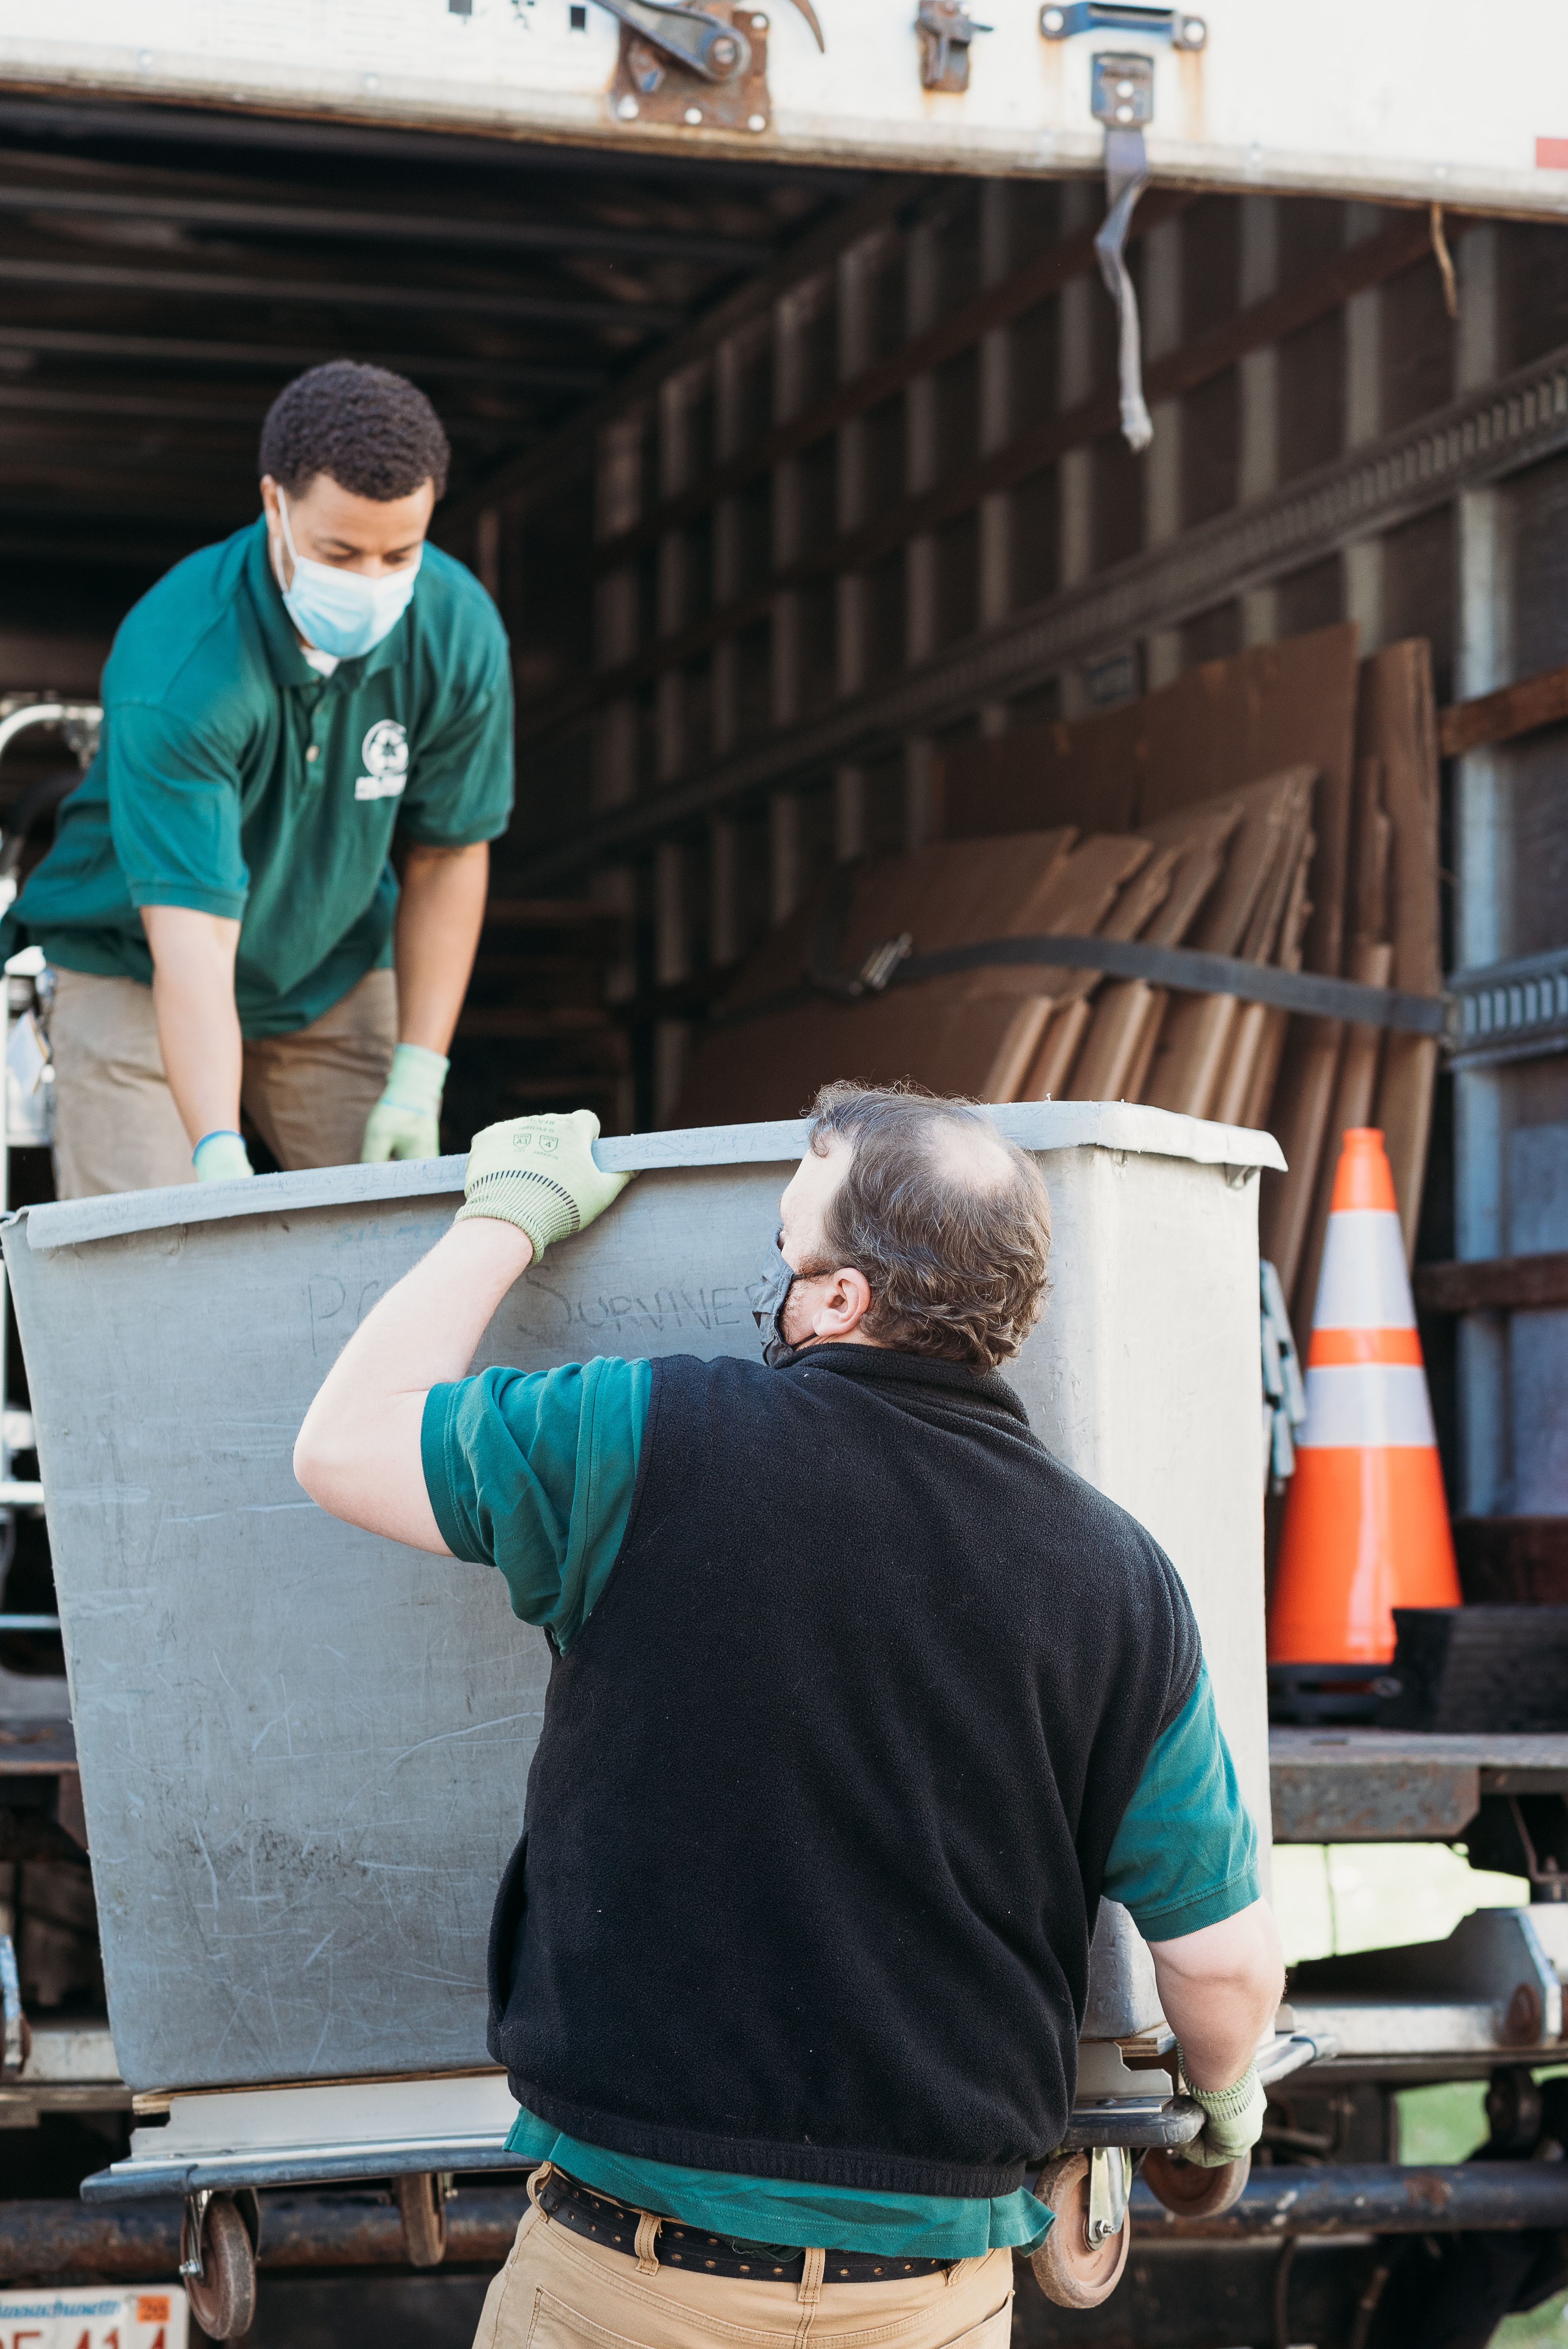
[747,1238,805,1370]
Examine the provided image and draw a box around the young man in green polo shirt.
[10,360,513,1197]
[296,1091,1283,2349]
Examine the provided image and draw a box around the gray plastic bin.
[4,1101,1280,2104]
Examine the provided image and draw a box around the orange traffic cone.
[1269,1127,1460,1718]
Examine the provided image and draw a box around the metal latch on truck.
[915,2,991,93]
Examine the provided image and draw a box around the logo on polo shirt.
[355,718,409,801]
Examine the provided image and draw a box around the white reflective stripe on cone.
[1311,1208,1417,1333]
[1297,1363,1438,1451]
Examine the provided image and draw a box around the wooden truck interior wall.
[0,100,1564,1531]
[489,181,1568,1544]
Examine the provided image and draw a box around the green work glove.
[1174,2053,1267,2167]
[360,1043,449,1164]
[192,1130,254,1183]
[454,1109,633,1260]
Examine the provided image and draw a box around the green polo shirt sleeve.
[1101,1662,1260,1941]
[421,1355,651,1650]
[107,699,251,920]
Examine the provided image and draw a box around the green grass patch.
[1494,2291,1568,2344]
[1273,1844,1528,1966]
[1396,2079,1488,2165]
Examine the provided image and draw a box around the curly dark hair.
[803,1082,1053,1373]
[259,361,450,501]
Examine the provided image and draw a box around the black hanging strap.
[709,865,1450,1039]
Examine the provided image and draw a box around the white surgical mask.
[273,490,421,661]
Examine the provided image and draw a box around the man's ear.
[820,1265,873,1338]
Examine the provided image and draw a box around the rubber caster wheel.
[1029,2150,1131,2309]
[181,2193,258,2340]
[1141,2145,1251,2218]
[394,2170,449,2267]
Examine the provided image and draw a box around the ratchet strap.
[1096,127,1154,453]
[708,865,1450,1040]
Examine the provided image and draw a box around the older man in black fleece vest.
[298,1083,1283,2349]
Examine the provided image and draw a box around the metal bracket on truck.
[598,0,824,132]
[1039,5,1207,45]
[598,0,757,81]
[915,3,990,94]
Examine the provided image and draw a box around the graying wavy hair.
[803,1082,1052,1373]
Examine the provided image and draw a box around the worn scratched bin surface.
[3,1103,1281,2094]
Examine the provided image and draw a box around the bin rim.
[11,1100,1285,1254]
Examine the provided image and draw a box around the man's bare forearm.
[1148,1900,1285,2089]
[294,1215,533,1549]
[141,904,244,1147]
[394,840,488,1054]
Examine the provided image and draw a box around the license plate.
[0,2288,187,2347]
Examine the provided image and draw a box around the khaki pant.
[46,964,399,1199]
[473,2173,1014,2349]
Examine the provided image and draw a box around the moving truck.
[0,5,1566,2341]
